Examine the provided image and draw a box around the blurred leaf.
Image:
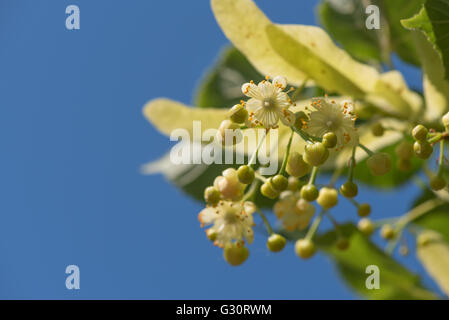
[318,0,383,63]
[417,230,449,296]
[411,191,449,243]
[143,98,227,137]
[353,137,424,189]
[401,0,449,81]
[318,0,423,66]
[194,47,264,109]
[316,223,438,299]
[141,150,277,208]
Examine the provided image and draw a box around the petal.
[246,98,263,113]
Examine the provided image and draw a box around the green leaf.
[353,137,424,189]
[318,0,424,66]
[316,223,438,299]
[194,47,264,109]
[417,230,449,296]
[401,0,449,81]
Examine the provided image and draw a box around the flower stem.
[291,78,308,101]
[437,140,445,176]
[358,143,374,156]
[308,166,319,185]
[305,209,325,241]
[242,179,261,202]
[257,210,273,235]
[348,146,356,182]
[279,129,294,175]
[248,129,267,168]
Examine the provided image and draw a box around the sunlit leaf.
[417,230,449,296]
[316,224,438,299]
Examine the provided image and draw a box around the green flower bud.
[286,152,311,178]
[357,203,371,217]
[367,152,392,176]
[380,224,396,240]
[336,237,350,251]
[397,158,412,172]
[271,175,288,192]
[304,142,329,167]
[371,122,384,137]
[237,165,255,184]
[417,232,433,247]
[295,239,316,259]
[443,112,449,131]
[322,132,337,148]
[217,120,242,146]
[300,184,319,202]
[413,141,433,159]
[261,181,279,199]
[228,104,248,124]
[357,218,374,236]
[412,124,428,141]
[206,229,217,242]
[395,141,413,160]
[317,187,338,209]
[204,186,221,206]
[223,243,249,266]
[287,176,301,191]
[430,175,446,191]
[293,111,308,130]
[267,234,287,252]
[340,181,358,198]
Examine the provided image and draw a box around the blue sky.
[0,0,438,299]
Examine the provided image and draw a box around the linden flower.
[305,98,358,150]
[273,191,315,231]
[241,76,295,129]
[198,200,256,248]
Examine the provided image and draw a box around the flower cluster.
[197,76,402,266]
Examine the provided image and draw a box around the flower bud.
[397,158,412,172]
[317,187,338,209]
[228,104,248,124]
[417,232,433,247]
[357,203,371,217]
[336,237,350,251]
[287,176,301,191]
[412,124,428,141]
[340,181,358,198]
[443,112,449,131]
[223,243,249,266]
[260,181,279,199]
[380,224,396,240]
[304,142,329,167]
[357,218,374,236]
[217,120,242,146]
[295,239,316,259]
[206,229,217,242]
[395,141,413,160]
[430,175,446,191]
[286,152,311,178]
[237,165,255,184]
[204,186,221,206]
[367,152,391,176]
[413,141,433,159]
[271,175,288,192]
[267,234,287,252]
[371,122,384,137]
[214,168,245,201]
[322,132,337,148]
[300,184,319,202]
